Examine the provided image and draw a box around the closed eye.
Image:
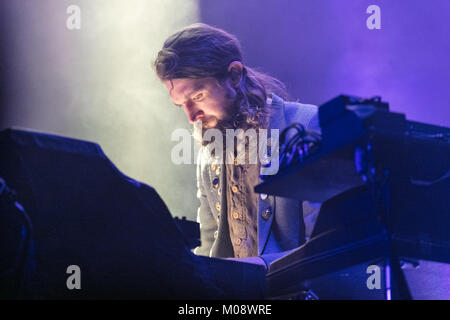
[173,92,204,108]
[192,93,204,102]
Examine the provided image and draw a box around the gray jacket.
[194,94,320,261]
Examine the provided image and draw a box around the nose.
[183,104,204,123]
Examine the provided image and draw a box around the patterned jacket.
[194,94,320,262]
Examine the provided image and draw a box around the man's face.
[164,77,236,129]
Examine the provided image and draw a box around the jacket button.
[235,238,242,245]
[232,211,239,220]
[215,166,221,175]
[260,193,268,200]
[215,202,221,212]
[213,230,218,239]
[211,163,217,171]
[212,177,219,189]
[262,207,272,221]
[231,185,239,193]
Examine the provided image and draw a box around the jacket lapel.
[257,94,286,255]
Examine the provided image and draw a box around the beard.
[193,87,269,148]
[191,103,240,148]
[202,91,254,134]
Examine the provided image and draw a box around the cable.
[279,123,321,170]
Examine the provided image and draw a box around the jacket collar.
[267,93,287,132]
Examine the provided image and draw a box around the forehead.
[164,77,218,102]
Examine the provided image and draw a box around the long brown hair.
[154,23,289,130]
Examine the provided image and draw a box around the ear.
[227,61,244,87]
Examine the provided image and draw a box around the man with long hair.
[154,23,320,268]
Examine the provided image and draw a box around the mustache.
[208,98,246,132]
[194,90,268,146]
